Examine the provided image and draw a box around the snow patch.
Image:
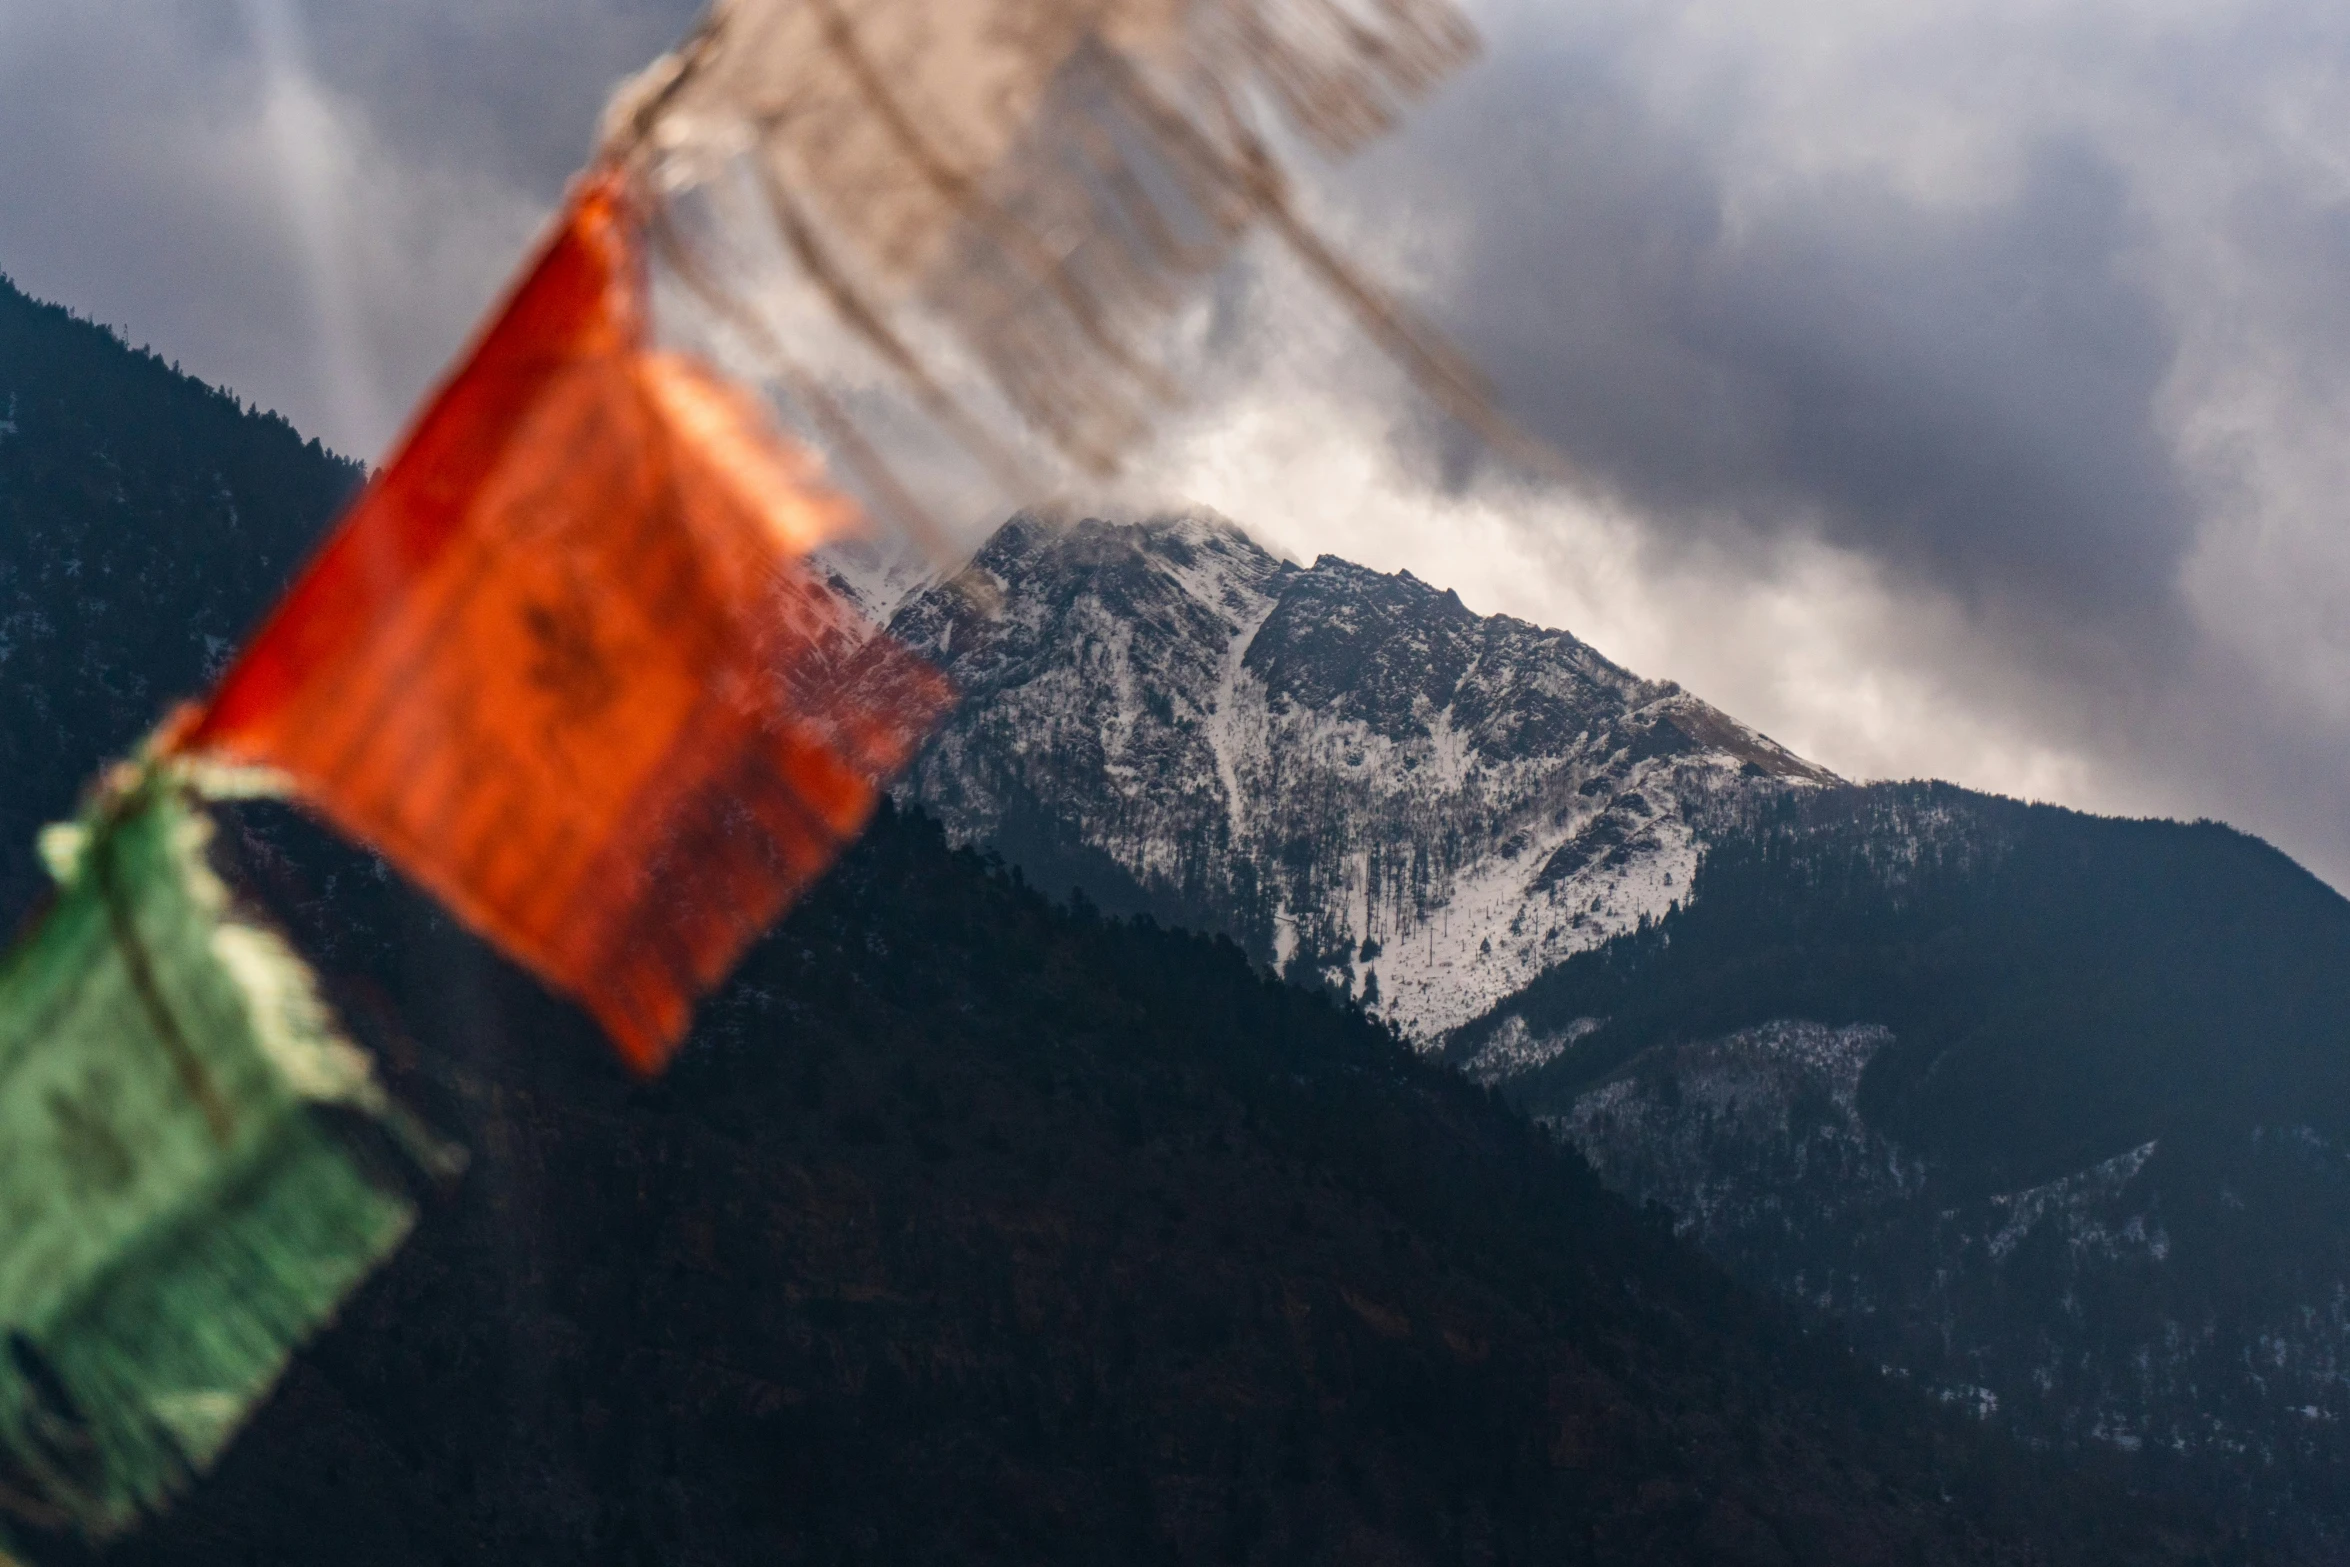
[816,535,939,630]
[1465,1015,1600,1085]
[896,513,1834,1048]
[1207,599,1278,844]
[1987,1141,2162,1263]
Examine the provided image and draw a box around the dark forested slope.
[0,273,358,909]
[1470,782,2350,1191]
[1453,782,2350,1549]
[23,802,2229,1567]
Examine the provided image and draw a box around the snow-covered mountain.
[856,510,2350,1552]
[874,511,1831,1040]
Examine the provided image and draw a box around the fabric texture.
[182,177,954,1073]
[602,0,1494,481]
[0,769,448,1547]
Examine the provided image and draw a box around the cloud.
[0,0,2344,888]
[1118,0,2350,888]
[1359,12,2204,627]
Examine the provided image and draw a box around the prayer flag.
[180,176,954,1074]
[601,0,1498,480]
[0,769,451,1547]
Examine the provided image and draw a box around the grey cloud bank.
[0,0,2343,888]
[1244,0,2350,888]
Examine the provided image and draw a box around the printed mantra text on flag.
[182,177,953,1074]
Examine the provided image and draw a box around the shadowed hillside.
[1457,782,2350,1552]
[9,802,2232,1566]
[0,273,358,908]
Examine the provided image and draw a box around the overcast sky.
[1,0,2345,889]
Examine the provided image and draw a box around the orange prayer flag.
[177,173,954,1074]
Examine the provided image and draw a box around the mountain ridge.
[885,508,2350,1553]
[0,267,2282,1562]
[881,510,1831,1039]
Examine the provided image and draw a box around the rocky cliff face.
[878,512,1829,1039]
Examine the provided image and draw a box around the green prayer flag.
[0,766,453,1545]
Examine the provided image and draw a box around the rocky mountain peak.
[887,511,1834,1040]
